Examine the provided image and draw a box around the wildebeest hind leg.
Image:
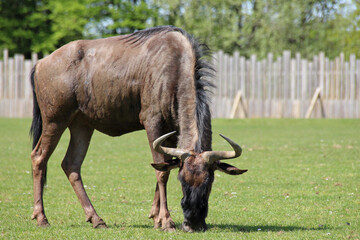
[31,122,66,226]
[61,119,107,228]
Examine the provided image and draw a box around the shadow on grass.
[123,223,331,233]
[207,224,331,232]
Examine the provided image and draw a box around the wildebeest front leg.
[150,170,175,231]
[145,126,176,231]
[61,119,107,228]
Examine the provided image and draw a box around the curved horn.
[153,131,191,160]
[202,134,242,164]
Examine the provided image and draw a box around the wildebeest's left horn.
[202,134,242,164]
[153,131,191,160]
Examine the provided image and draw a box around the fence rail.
[0,49,359,118]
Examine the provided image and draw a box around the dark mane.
[124,26,215,152]
[123,26,175,46]
[176,27,215,152]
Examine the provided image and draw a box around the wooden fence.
[0,49,359,118]
[212,50,360,118]
[0,49,37,117]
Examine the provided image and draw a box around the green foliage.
[1,0,360,59]
[154,0,359,59]
[0,118,359,239]
[0,0,154,57]
[85,0,156,37]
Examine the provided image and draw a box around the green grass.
[0,118,359,239]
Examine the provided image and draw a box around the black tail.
[30,65,42,150]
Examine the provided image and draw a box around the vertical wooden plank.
[31,52,38,67]
[283,51,291,100]
[250,54,256,99]
[8,58,14,99]
[308,62,313,99]
[278,56,283,99]
[276,56,283,117]
[329,60,334,99]
[335,57,340,99]
[217,51,223,118]
[273,59,278,100]
[14,54,20,99]
[0,61,3,99]
[240,56,246,98]
[223,53,230,117]
[246,59,251,117]
[3,49,9,98]
[246,59,251,100]
[340,53,344,99]
[227,55,234,117]
[18,54,25,98]
[234,51,239,93]
[258,60,264,117]
[262,59,266,99]
[356,60,360,100]
[312,55,318,95]
[24,60,32,99]
[267,53,273,101]
[296,53,301,99]
[301,59,308,117]
[290,59,296,100]
[350,54,356,100]
[319,52,325,92]
[257,61,262,100]
[325,57,330,99]
[290,59,296,118]
[228,55,233,103]
[345,62,350,100]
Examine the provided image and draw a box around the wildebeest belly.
[69,41,149,136]
[76,82,144,136]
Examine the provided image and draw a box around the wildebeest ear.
[216,162,248,175]
[151,159,180,171]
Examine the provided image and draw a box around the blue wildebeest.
[30,26,247,232]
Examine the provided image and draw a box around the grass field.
[0,118,359,239]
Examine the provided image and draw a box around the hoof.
[37,218,50,227]
[93,219,108,229]
[153,221,161,229]
[162,220,176,232]
[163,227,176,232]
[32,213,50,227]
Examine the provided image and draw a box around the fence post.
[305,87,325,118]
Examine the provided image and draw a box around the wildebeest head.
[151,131,247,232]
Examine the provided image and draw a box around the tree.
[85,0,156,37]
[0,0,155,57]
[1,0,359,58]
[0,0,51,57]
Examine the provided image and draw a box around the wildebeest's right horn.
[153,131,191,160]
[202,134,242,164]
